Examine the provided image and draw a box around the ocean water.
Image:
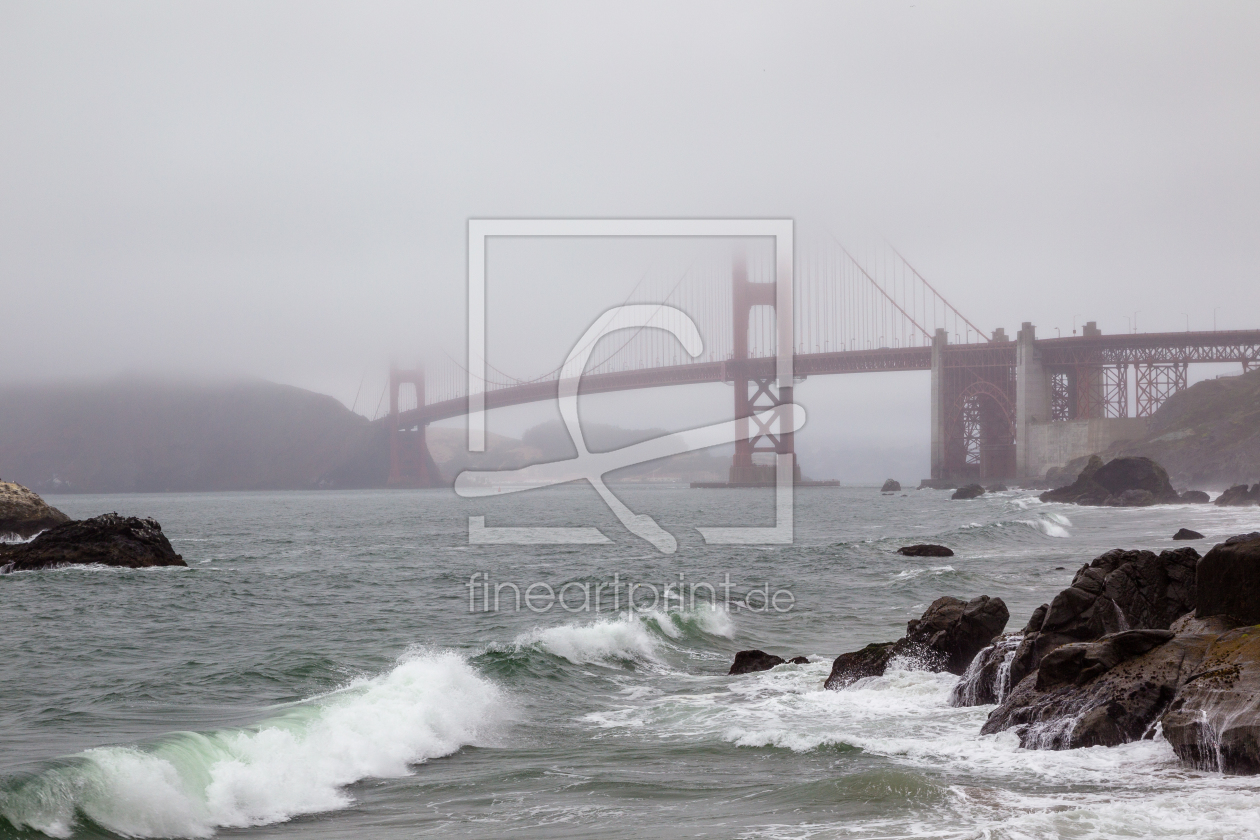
[2,486,1260,839]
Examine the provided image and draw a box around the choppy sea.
[2,485,1260,839]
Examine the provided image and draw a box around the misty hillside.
[0,378,389,492]
[1102,368,1260,487]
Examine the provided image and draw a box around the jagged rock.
[981,631,1209,749]
[1179,490,1211,504]
[0,514,185,572]
[1173,528,1205,541]
[1195,535,1260,626]
[824,642,895,689]
[1161,626,1260,774]
[825,596,1009,689]
[728,650,785,674]
[951,484,985,500]
[880,479,901,492]
[1215,484,1260,506]
[1039,456,1106,504]
[0,480,71,539]
[1007,547,1199,688]
[896,544,954,557]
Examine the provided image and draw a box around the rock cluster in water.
[0,482,184,573]
[1040,456,1180,506]
[880,479,901,493]
[951,484,985,500]
[1215,484,1260,507]
[822,534,1260,774]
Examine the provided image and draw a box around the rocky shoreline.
[732,532,1260,775]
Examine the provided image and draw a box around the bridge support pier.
[1015,322,1051,479]
[388,365,443,488]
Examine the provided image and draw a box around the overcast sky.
[3,2,1258,478]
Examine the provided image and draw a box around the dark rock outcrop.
[896,544,954,557]
[881,479,901,492]
[826,596,1009,689]
[1173,528,1205,541]
[1041,456,1179,506]
[1007,547,1199,689]
[0,514,186,572]
[0,480,70,539]
[981,631,1209,749]
[728,650,810,674]
[1179,490,1211,504]
[1162,626,1260,774]
[1195,535,1260,626]
[951,484,985,500]
[951,633,1022,707]
[1215,484,1260,507]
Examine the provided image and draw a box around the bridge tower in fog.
[387,365,442,488]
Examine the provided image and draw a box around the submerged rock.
[1215,484,1260,506]
[0,480,71,539]
[1195,535,1260,626]
[728,650,808,674]
[951,484,985,500]
[825,595,1009,689]
[1161,626,1260,774]
[880,479,901,492]
[0,513,186,572]
[896,544,954,557]
[1173,528,1205,541]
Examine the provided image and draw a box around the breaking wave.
[503,606,736,668]
[0,651,504,839]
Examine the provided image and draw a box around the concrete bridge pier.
[1015,322,1050,479]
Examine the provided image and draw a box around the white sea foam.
[0,651,504,839]
[512,606,734,666]
[586,660,1260,839]
[892,566,956,580]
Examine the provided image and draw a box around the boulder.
[0,513,186,572]
[824,642,895,689]
[788,656,810,665]
[896,544,954,557]
[1040,456,1179,506]
[1195,535,1260,626]
[1173,528,1205,541]
[880,479,901,492]
[951,484,985,500]
[0,480,71,539]
[1007,547,1199,688]
[1179,490,1211,504]
[1215,484,1260,506]
[981,631,1209,749]
[825,595,1009,689]
[1161,626,1260,774]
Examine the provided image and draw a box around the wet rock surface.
[0,480,71,539]
[896,543,954,557]
[0,514,186,572]
[728,650,808,674]
[1179,490,1211,504]
[826,596,1008,689]
[1161,626,1260,774]
[1173,528,1205,540]
[951,484,985,500]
